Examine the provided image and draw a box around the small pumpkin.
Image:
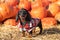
[56,0,60,6]
[42,0,49,8]
[0,0,5,3]
[55,12,60,22]
[18,0,31,10]
[31,0,43,9]
[28,0,32,2]
[30,8,47,19]
[42,17,57,29]
[48,3,60,16]
[0,14,4,22]
[0,4,19,22]
[5,0,19,6]
[49,0,58,3]
[0,3,10,21]
[10,6,19,18]
[4,19,19,26]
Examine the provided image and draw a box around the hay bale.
[0,25,21,40]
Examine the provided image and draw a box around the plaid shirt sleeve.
[27,18,40,32]
[31,18,40,27]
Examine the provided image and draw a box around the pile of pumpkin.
[0,0,60,29]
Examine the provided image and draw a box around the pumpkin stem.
[32,0,35,1]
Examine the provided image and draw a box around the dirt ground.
[20,24,60,40]
[36,28,60,40]
[0,24,60,40]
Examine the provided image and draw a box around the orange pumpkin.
[56,0,60,6]
[30,7,47,19]
[42,0,49,8]
[4,19,19,26]
[0,3,19,22]
[28,0,32,2]
[31,0,43,9]
[48,3,60,16]
[0,0,5,3]
[0,3,10,21]
[55,12,60,22]
[0,14,4,22]
[6,6,19,20]
[10,6,19,18]
[49,0,58,3]
[18,0,31,10]
[42,17,57,29]
[9,6,19,19]
[5,0,19,6]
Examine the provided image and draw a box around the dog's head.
[16,8,31,22]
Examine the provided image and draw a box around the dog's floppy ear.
[16,13,19,22]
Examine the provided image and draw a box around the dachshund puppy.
[16,8,42,37]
